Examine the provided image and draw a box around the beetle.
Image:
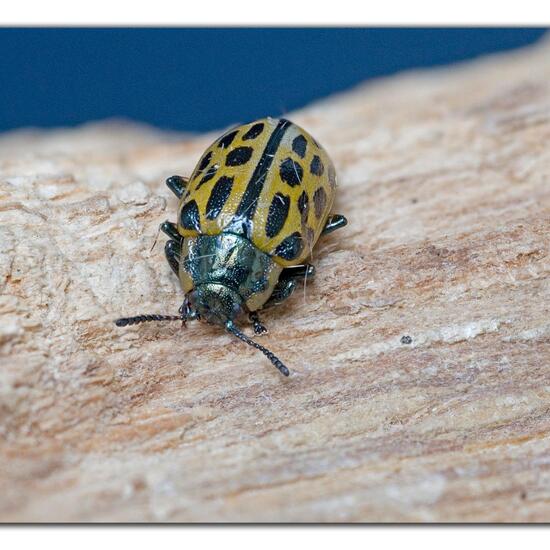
[115,117,347,376]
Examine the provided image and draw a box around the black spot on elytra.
[197,151,212,173]
[242,122,264,140]
[265,192,290,238]
[226,146,253,166]
[205,176,234,220]
[180,200,201,231]
[218,130,238,149]
[292,135,307,158]
[297,191,309,222]
[280,157,303,187]
[313,187,327,218]
[310,155,324,176]
[275,232,303,261]
[197,164,219,188]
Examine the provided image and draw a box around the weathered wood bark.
[1,38,550,523]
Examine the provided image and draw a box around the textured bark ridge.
[1,39,550,522]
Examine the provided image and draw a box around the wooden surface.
[1,38,550,523]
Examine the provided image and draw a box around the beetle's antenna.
[225,321,289,377]
[115,314,184,327]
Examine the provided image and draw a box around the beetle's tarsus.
[249,311,268,335]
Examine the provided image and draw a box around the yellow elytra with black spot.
[178,117,337,266]
[115,117,347,377]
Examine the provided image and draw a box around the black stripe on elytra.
[206,176,233,220]
[233,118,291,229]
[196,164,219,188]
[265,192,290,238]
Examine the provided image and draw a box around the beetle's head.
[187,283,242,326]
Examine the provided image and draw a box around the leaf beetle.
[115,118,347,376]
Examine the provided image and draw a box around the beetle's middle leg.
[160,220,182,243]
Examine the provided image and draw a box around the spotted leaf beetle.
[115,118,347,376]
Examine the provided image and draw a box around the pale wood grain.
[1,39,549,522]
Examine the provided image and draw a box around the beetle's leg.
[165,239,181,275]
[165,175,189,199]
[178,296,191,317]
[249,311,268,335]
[160,220,182,243]
[280,264,315,281]
[264,279,297,307]
[322,214,347,235]
[178,296,196,324]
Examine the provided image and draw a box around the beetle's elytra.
[115,117,347,376]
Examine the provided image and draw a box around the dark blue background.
[0,28,546,133]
